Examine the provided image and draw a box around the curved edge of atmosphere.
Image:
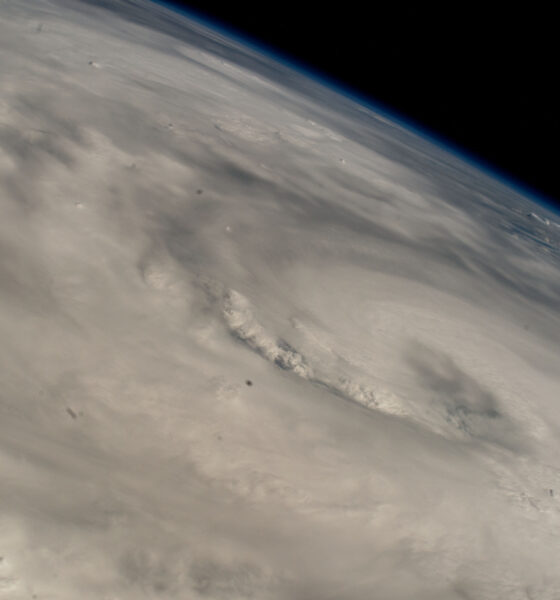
[151,0,559,215]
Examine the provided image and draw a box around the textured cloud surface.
[1,1,560,598]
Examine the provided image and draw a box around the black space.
[167,3,558,209]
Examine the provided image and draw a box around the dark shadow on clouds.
[405,341,528,452]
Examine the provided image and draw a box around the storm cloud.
[1,1,560,599]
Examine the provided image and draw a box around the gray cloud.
[405,342,527,451]
[1,1,559,599]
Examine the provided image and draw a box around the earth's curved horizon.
[1,1,559,599]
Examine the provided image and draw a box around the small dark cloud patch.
[119,547,186,596]
[189,559,265,598]
[0,123,75,171]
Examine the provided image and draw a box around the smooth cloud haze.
[1,1,560,598]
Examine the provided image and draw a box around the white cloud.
[0,1,559,598]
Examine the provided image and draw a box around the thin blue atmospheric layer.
[154,0,558,216]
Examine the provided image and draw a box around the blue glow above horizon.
[153,0,559,214]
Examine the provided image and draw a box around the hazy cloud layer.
[1,1,560,598]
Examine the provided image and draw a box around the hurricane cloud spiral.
[1,1,560,599]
